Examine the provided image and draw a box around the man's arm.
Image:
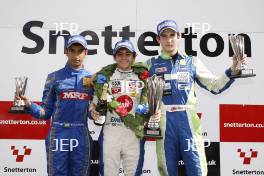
[27,73,56,119]
[194,57,235,94]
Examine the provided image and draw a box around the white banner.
[0,0,263,175]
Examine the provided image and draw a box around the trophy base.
[144,128,163,139]
[9,106,29,114]
[231,69,256,78]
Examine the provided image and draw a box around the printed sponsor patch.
[83,77,92,87]
[164,72,189,82]
[60,91,90,100]
[110,80,122,94]
[111,87,122,94]
[111,80,122,87]
[155,67,167,73]
[116,95,133,113]
[164,82,171,90]
[110,117,123,126]
[178,84,190,90]
[177,72,189,82]
[127,80,137,94]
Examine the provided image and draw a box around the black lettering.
[80,30,99,55]
[49,31,70,54]
[137,32,159,56]
[102,25,117,55]
[21,21,44,54]
[200,33,224,57]
[182,27,197,56]
[119,26,135,40]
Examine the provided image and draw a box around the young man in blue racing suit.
[144,20,247,176]
[18,35,93,176]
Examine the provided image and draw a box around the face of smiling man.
[114,48,135,71]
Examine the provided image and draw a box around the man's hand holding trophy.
[229,34,256,78]
[144,75,164,139]
[10,76,29,113]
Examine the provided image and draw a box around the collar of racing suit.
[64,63,85,75]
[116,68,133,73]
[160,50,186,61]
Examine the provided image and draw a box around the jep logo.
[11,146,32,162]
[237,148,258,164]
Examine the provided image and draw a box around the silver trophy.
[144,75,164,139]
[10,76,29,113]
[229,34,256,78]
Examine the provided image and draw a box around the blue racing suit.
[145,52,235,176]
[29,63,93,176]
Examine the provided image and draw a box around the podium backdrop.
[0,0,263,175]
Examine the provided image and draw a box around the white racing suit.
[92,68,145,176]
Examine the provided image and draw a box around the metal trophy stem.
[144,75,164,139]
[229,34,256,78]
[10,76,29,113]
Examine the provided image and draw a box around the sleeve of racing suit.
[29,73,56,119]
[194,57,235,94]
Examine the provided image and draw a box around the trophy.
[94,83,108,126]
[9,76,29,113]
[144,75,164,139]
[229,34,256,78]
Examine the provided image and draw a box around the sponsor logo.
[111,81,122,94]
[237,148,258,165]
[110,117,122,123]
[4,167,37,173]
[119,168,151,174]
[60,91,90,100]
[22,21,252,57]
[155,67,167,73]
[164,72,190,82]
[179,159,216,166]
[220,104,264,142]
[177,72,190,82]
[110,80,144,94]
[116,95,133,113]
[11,146,32,162]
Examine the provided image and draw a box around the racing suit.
[145,52,235,176]
[93,68,145,176]
[29,63,93,176]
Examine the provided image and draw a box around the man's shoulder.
[48,67,65,76]
[178,51,192,59]
[82,69,93,77]
[178,52,197,64]
[97,63,117,75]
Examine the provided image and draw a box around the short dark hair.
[113,50,136,57]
